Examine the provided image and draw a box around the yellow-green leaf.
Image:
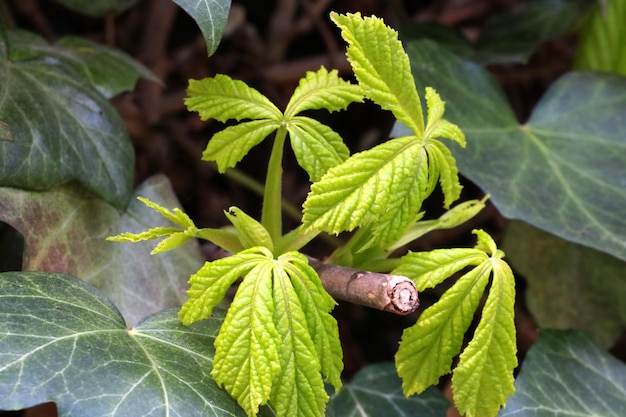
[396,262,492,393]
[186,74,282,122]
[179,247,271,325]
[225,206,274,251]
[330,12,424,136]
[287,116,350,181]
[202,119,280,171]
[452,259,517,417]
[284,66,363,118]
[212,258,282,416]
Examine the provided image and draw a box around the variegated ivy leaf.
[185,67,362,180]
[392,230,517,417]
[179,248,342,417]
[301,14,465,247]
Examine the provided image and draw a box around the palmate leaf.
[453,257,516,417]
[302,14,465,247]
[393,230,517,417]
[186,68,361,179]
[330,12,424,136]
[180,248,342,417]
[302,136,426,242]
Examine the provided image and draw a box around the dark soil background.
[1,0,588,415]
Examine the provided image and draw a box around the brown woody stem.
[307,257,419,315]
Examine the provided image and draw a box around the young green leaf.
[302,15,465,247]
[281,252,343,391]
[225,206,274,251]
[395,262,491,393]
[284,66,363,117]
[287,116,350,182]
[270,266,328,417]
[302,136,426,246]
[394,230,517,417]
[203,120,281,172]
[186,74,282,122]
[107,196,243,254]
[212,258,282,416]
[186,67,362,181]
[179,247,272,325]
[452,259,517,417]
[181,248,342,417]
[330,12,424,136]
[386,197,488,252]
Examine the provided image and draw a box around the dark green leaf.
[503,221,626,347]
[399,40,626,262]
[0,271,250,416]
[475,0,593,64]
[0,55,133,208]
[6,30,157,98]
[0,175,204,325]
[499,330,626,417]
[327,363,449,417]
[54,0,137,16]
[172,0,231,56]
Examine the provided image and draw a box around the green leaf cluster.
[104,10,517,417]
[393,230,517,417]
[186,66,363,182]
[301,13,465,249]
[179,248,342,417]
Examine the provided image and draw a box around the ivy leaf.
[225,206,274,251]
[0,175,205,325]
[54,0,137,16]
[330,12,424,136]
[394,230,517,417]
[327,363,450,417]
[186,74,282,122]
[0,44,133,209]
[6,30,158,99]
[500,330,626,417]
[287,116,350,181]
[172,0,231,56]
[284,66,363,117]
[0,271,263,416]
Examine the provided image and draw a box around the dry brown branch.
[307,257,419,316]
